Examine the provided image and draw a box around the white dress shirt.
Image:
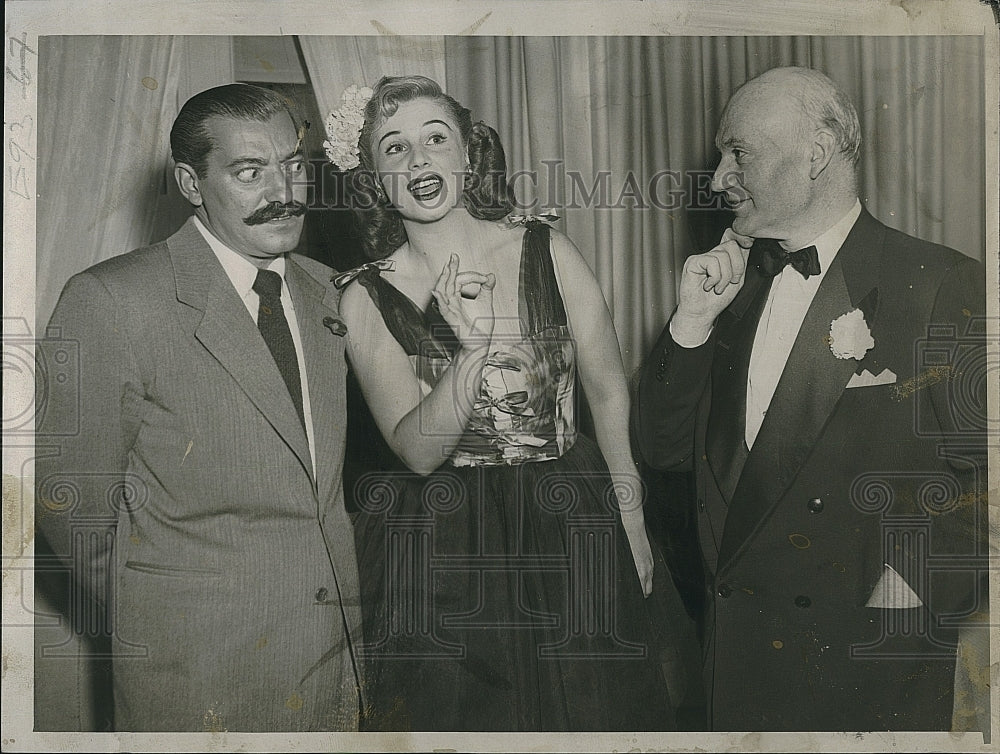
[745,200,862,449]
[193,216,316,475]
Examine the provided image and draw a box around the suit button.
[795,595,812,608]
[698,499,706,512]
[315,587,329,603]
[807,497,824,513]
[717,583,733,598]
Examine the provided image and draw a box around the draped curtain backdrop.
[37,35,986,367]
[298,36,445,131]
[36,35,236,327]
[297,35,986,371]
[438,36,986,372]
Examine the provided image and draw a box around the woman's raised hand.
[430,253,497,348]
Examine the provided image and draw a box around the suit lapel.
[169,219,313,480]
[285,258,347,505]
[286,259,364,662]
[717,209,883,572]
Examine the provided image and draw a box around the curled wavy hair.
[348,75,515,260]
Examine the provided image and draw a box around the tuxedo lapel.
[285,258,346,505]
[169,219,313,480]
[706,261,774,501]
[717,210,883,572]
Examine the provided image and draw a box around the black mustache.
[243,201,306,226]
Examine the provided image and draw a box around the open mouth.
[408,174,444,202]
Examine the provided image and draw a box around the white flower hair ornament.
[828,308,874,360]
[323,84,374,171]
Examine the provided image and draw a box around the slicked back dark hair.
[170,83,295,178]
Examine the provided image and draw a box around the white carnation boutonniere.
[828,308,875,360]
[323,84,374,171]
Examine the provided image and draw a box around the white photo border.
[4,1,998,752]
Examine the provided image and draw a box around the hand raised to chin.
[671,228,754,345]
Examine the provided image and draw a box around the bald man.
[633,67,987,730]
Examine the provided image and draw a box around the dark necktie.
[253,269,305,429]
[755,239,822,279]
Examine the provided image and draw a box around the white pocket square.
[865,564,924,608]
[846,367,896,389]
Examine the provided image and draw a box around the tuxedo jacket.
[633,209,987,731]
[35,218,364,731]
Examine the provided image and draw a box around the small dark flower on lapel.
[323,316,347,337]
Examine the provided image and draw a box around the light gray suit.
[35,217,364,731]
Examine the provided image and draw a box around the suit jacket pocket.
[832,381,899,419]
[123,561,223,577]
[116,561,226,647]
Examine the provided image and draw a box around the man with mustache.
[35,84,364,730]
[633,67,987,730]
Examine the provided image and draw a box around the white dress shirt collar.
[745,199,863,450]
[797,199,863,283]
[191,215,315,477]
[192,215,286,294]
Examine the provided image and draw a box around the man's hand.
[672,228,753,346]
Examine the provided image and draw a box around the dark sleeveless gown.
[350,220,678,731]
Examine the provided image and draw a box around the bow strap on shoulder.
[331,259,396,289]
[502,213,560,228]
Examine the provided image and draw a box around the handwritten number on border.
[6,34,36,201]
[6,33,37,98]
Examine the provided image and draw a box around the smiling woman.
[332,76,687,732]
[373,101,467,217]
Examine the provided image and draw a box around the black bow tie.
[755,239,822,279]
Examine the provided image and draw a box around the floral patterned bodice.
[355,220,576,466]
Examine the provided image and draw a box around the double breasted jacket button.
[807,497,824,513]
[315,587,329,603]
[698,498,706,512]
[717,583,733,598]
[794,595,812,608]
